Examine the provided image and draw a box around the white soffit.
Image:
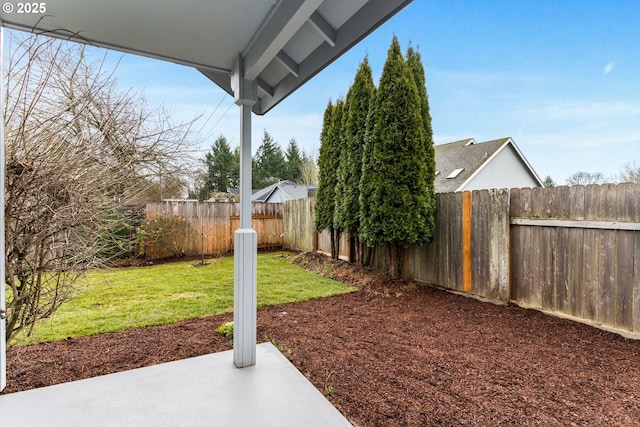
[0,0,412,115]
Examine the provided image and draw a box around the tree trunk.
[349,235,357,264]
[334,229,342,260]
[387,242,399,279]
[388,242,400,279]
[362,242,373,267]
[330,227,336,260]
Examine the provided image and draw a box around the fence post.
[313,230,319,253]
[462,191,472,293]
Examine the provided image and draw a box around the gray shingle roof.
[252,180,317,203]
[434,137,511,192]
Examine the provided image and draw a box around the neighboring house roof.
[434,137,544,192]
[251,180,317,203]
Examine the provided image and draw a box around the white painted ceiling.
[1,0,412,114]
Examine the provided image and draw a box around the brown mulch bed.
[4,253,640,426]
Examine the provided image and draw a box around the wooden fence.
[282,183,640,336]
[510,184,640,333]
[144,201,283,259]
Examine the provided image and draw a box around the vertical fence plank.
[541,186,557,310]
[509,188,523,302]
[436,193,452,287]
[615,184,639,330]
[529,187,545,309]
[487,189,510,301]
[462,191,473,293]
[512,188,533,305]
[582,185,602,322]
[629,184,640,334]
[470,190,487,297]
[452,192,464,291]
[553,185,571,312]
[566,186,585,318]
[600,185,618,327]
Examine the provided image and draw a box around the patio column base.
[233,228,257,368]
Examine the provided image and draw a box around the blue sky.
[59,1,640,184]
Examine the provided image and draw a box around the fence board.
[616,230,634,330]
[554,226,569,313]
[567,187,586,317]
[635,231,640,333]
[446,192,464,291]
[540,226,554,310]
[509,188,523,302]
[470,190,486,295]
[582,186,602,322]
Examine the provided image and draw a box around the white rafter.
[308,11,336,47]
[242,0,324,81]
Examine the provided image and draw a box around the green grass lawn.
[22,252,355,344]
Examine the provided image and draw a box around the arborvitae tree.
[333,92,351,244]
[336,57,376,263]
[315,100,341,259]
[253,130,286,188]
[315,100,335,234]
[329,100,346,258]
[359,88,378,266]
[198,135,236,199]
[406,45,437,240]
[360,36,433,278]
[284,138,303,182]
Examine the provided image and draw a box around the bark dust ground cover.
[4,253,640,426]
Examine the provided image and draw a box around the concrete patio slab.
[0,342,352,426]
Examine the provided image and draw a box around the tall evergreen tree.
[284,138,303,182]
[359,87,378,266]
[333,92,351,236]
[336,57,376,263]
[315,100,343,259]
[197,135,236,199]
[360,36,433,278]
[406,45,437,239]
[253,130,286,188]
[329,100,346,258]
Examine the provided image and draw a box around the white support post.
[232,56,258,368]
[0,26,7,391]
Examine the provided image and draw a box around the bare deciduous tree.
[618,160,640,184]
[566,171,606,186]
[298,156,318,186]
[3,33,199,345]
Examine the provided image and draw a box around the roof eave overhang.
[1,0,413,115]
[200,0,412,115]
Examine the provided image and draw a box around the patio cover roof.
[1,0,411,114]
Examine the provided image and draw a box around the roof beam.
[276,51,299,78]
[308,11,336,47]
[257,0,412,114]
[242,0,323,81]
[257,77,275,97]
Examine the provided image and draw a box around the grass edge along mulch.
[16,251,356,346]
